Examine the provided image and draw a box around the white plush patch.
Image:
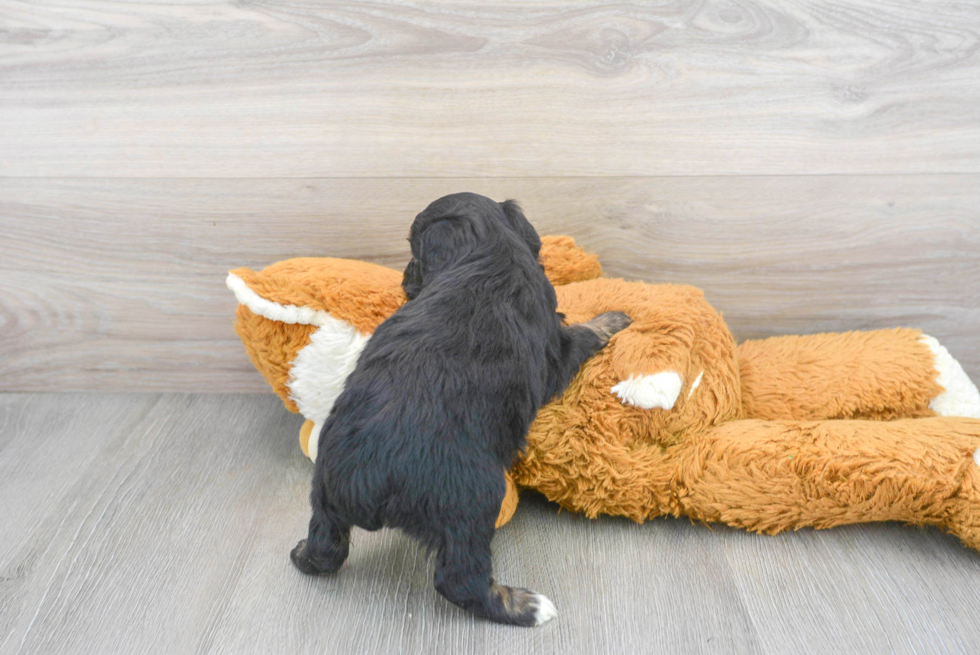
[974,447,980,468]
[532,594,558,626]
[226,272,336,327]
[289,323,371,430]
[611,371,683,410]
[687,371,704,399]
[920,335,980,418]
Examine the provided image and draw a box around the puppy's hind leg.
[432,519,556,626]
[291,484,351,576]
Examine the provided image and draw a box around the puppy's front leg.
[580,311,632,345]
[546,311,631,400]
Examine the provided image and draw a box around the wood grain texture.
[3,393,980,655]
[1,176,977,392]
[2,0,979,177]
[722,524,980,654]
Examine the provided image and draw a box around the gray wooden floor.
[2,392,979,655]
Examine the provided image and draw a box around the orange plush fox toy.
[228,236,980,550]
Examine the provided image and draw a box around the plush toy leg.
[496,472,520,528]
[678,417,980,551]
[920,335,980,418]
[737,328,980,420]
[299,420,315,459]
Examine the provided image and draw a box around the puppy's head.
[402,193,541,300]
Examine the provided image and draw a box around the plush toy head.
[230,236,980,553]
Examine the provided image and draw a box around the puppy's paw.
[531,593,558,626]
[583,311,632,344]
[290,538,345,576]
[489,582,558,626]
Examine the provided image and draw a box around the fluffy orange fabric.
[230,238,600,417]
[232,257,404,333]
[234,306,316,413]
[738,329,941,420]
[230,236,980,551]
[537,235,603,285]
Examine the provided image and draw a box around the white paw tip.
[973,447,980,468]
[611,371,683,410]
[533,594,558,626]
[920,335,980,419]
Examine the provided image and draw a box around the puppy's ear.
[401,258,422,300]
[418,218,474,279]
[500,200,541,257]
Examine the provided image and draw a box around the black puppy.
[291,193,630,626]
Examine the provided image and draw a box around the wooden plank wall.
[1,0,978,392]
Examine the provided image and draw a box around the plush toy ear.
[539,235,603,286]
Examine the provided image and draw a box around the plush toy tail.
[680,417,980,552]
[738,328,980,421]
